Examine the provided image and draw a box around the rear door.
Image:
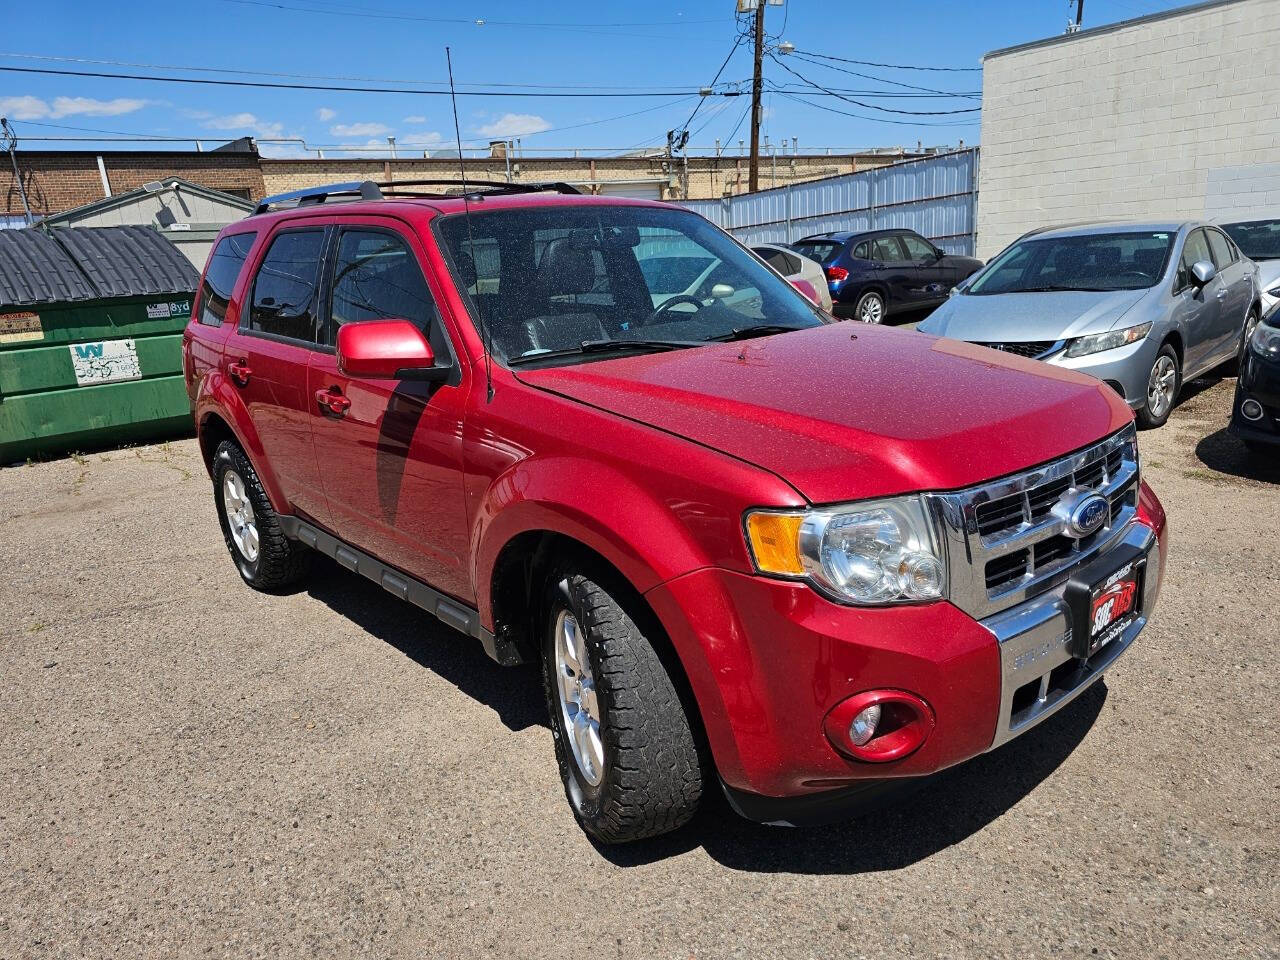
[868,235,911,309]
[307,218,473,601]
[1173,227,1221,376]
[1206,226,1251,362]
[224,225,331,524]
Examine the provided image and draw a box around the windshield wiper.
[707,323,807,342]
[508,338,702,365]
[1014,284,1113,293]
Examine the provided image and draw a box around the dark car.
[792,229,983,324]
[1231,302,1280,454]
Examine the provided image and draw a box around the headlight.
[1250,322,1280,356]
[1064,321,1153,358]
[745,496,946,604]
[1266,282,1280,298]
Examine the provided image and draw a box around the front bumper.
[1045,336,1159,409]
[1229,350,1280,445]
[647,494,1167,822]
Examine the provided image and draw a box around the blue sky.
[1,0,1194,157]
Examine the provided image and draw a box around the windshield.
[436,204,824,365]
[966,230,1175,295]
[791,239,842,264]
[1222,219,1280,261]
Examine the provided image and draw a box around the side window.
[199,232,256,326]
[852,241,870,260]
[329,229,438,340]
[1178,229,1213,290]
[870,237,904,262]
[756,248,793,274]
[900,234,937,261]
[249,229,325,342]
[1206,228,1235,268]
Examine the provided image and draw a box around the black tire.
[212,440,311,590]
[540,565,703,843]
[853,289,886,324]
[1230,308,1260,375]
[1136,343,1181,430]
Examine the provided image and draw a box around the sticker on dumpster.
[146,300,192,319]
[69,339,142,386]
[0,311,43,344]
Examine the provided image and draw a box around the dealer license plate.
[1064,544,1146,660]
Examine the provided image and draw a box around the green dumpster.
[0,225,199,463]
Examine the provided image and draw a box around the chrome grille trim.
[928,424,1140,620]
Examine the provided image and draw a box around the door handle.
[1215,288,1228,300]
[315,386,351,416]
[227,359,252,386]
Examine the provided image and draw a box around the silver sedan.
[918,221,1261,428]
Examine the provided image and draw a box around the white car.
[752,243,834,313]
[1221,218,1280,312]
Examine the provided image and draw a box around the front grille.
[932,425,1140,620]
[975,340,1057,359]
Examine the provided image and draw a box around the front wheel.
[854,290,886,324]
[540,566,703,843]
[1137,344,1181,429]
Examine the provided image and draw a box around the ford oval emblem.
[1067,494,1110,538]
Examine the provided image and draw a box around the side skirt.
[277,516,525,666]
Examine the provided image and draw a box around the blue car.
[792,229,983,324]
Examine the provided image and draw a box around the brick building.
[1,141,265,221]
[976,0,1280,257]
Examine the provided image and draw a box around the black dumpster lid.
[0,225,200,310]
[0,228,96,307]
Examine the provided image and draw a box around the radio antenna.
[446,46,493,402]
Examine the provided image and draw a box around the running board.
[277,516,523,666]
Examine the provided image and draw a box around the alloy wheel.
[859,295,884,324]
[553,608,604,787]
[1147,354,1177,420]
[222,469,259,563]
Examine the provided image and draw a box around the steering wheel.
[647,294,705,326]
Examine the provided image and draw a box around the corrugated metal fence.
[682,148,979,256]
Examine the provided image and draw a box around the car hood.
[1257,259,1280,292]
[919,288,1150,342]
[515,323,1131,504]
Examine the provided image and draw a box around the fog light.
[849,704,881,746]
[823,689,934,763]
[1241,398,1264,421]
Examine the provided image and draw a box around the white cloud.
[403,115,427,124]
[330,121,391,138]
[0,96,50,120]
[203,112,286,139]
[316,107,337,122]
[0,95,147,120]
[398,131,444,148]
[50,97,146,118]
[474,112,551,138]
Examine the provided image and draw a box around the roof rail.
[254,180,383,214]
[252,178,581,214]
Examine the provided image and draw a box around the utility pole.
[748,0,765,193]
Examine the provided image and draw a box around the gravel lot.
[1,375,1276,960]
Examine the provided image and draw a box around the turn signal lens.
[849,704,881,746]
[745,512,805,576]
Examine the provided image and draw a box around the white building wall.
[976,0,1280,258]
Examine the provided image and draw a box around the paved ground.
[1,375,1277,960]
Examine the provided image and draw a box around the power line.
[768,55,981,116]
[222,0,722,27]
[794,49,983,73]
[772,91,977,128]
[0,51,717,92]
[787,52,980,100]
[682,35,745,132]
[0,64,710,98]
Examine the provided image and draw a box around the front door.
[225,225,331,525]
[307,220,473,602]
[1174,228,1222,376]
[1206,227,1252,364]
[899,233,951,306]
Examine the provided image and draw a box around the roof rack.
[253,178,581,214]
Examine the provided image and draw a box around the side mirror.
[1189,260,1217,288]
[710,283,736,299]
[336,319,450,382]
[931,248,945,261]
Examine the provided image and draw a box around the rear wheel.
[1235,308,1260,372]
[854,290,886,324]
[1137,344,1180,429]
[540,565,703,843]
[213,440,311,590]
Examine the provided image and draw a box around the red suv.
[183,180,1168,843]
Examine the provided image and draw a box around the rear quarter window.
[198,232,257,326]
